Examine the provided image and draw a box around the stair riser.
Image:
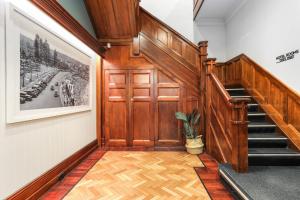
[248,140,288,148]
[248,106,259,112]
[248,115,266,122]
[248,127,277,133]
[249,156,300,166]
[227,91,247,96]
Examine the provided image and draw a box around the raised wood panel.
[269,82,286,119]
[132,102,152,144]
[157,27,168,45]
[108,102,127,141]
[140,8,200,72]
[254,69,269,102]
[158,88,179,97]
[105,70,128,146]
[157,101,181,144]
[171,36,183,55]
[288,96,300,132]
[85,0,140,42]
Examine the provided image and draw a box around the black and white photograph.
[20,33,90,110]
[6,4,93,123]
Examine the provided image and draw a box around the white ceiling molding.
[225,0,249,23]
[195,18,225,26]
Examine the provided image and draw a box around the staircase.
[226,86,300,166]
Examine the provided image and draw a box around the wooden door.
[129,70,154,146]
[104,70,128,147]
[104,69,154,147]
[155,71,183,146]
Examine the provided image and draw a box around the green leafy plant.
[175,109,201,139]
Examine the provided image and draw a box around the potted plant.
[175,109,204,154]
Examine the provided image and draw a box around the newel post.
[198,41,208,146]
[230,98,250,173]
[205,58,216,154]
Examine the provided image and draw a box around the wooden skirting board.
[6,140,98,200]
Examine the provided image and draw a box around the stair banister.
[198,41,208,145]
[205,58,250,172]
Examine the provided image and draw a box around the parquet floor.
[63,151,211,200]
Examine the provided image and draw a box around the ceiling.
[85,0,140,43]
[195,0,247,23]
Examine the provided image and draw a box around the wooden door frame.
[96,56,102,146]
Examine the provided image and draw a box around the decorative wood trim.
[193,0,204,20]
[30,0,101,55]
[7,140,98,200]
[96,56,102,146]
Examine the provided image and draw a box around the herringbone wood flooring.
[64,151,211,200]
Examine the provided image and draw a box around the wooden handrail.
[210,73,232,106]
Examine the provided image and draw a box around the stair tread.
[248,132,287,139]
[226,88,245,91]
[231,95,251,98]
[249,148,300,155]
[248,121,276,126]
[248,112,266,115]
[248,103,259,106]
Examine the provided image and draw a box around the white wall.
[226,0,300,93]
[141,0,194,42]
[194,20,227,61]
[0,0,97,198]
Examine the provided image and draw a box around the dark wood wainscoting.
[104,69,155,147]
[104,68,186,148]
[102,46,200,148]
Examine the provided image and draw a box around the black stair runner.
[226,87,300,166]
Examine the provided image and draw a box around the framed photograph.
[5,3,93,123]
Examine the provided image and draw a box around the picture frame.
[5,2,94,123]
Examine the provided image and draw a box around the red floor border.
[40,148,106,200]
[195,153,235,200]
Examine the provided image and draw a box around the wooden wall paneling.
[139,34,199,93]
[30,0,101,55]
[130,70,154,147]
[104,70,128,146]
[140,8,200,72]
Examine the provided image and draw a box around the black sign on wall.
[276,49,299,64]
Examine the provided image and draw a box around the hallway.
[47,151,211,200]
